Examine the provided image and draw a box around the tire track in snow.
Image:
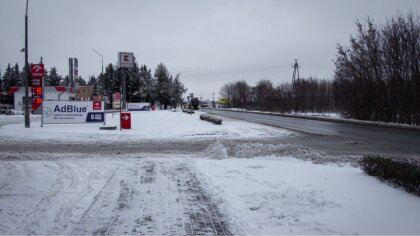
[0,158,232,235]
[71,163,122,235]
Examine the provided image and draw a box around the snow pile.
[230,142,325,160]
[201,141,228,159]
[200,142,361,165]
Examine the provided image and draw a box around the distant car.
[200,101,209,108]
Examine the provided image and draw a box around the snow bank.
[230,142,325,159]
[201,141,362,165]
[200,141,228,159]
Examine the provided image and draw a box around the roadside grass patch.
[359,156,420,196]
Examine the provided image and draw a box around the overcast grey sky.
[1,0,420,100]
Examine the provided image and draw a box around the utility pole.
[290,59,300,112]
[290,59,300,95]
[24,0,30,128]
[212,92,215,108]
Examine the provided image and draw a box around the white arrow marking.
[122,115,129,121]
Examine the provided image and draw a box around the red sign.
[31,64,44,78]
[121,112,131,129]
[113,92,121,101]
[93,101,102,110]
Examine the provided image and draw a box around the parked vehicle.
[189,97,200,110]
[200,101,209,108]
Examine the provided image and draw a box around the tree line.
[220,78,334,113]
[220,13,420,125]
[0,60,187,109]
[334,13,420,125]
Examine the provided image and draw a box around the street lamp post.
[24,0,30,128]
[92,49,103,76]
[92,49,104,104]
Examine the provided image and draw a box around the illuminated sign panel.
[31,63,44,113]
[43,101,105,124]
[31,77,43,113]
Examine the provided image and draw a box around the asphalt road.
[203,108,420,157]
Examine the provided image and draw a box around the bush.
[359,156,420,196]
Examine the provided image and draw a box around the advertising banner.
[43,101,104,124]
[127,103,150,111]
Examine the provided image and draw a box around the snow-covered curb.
[204,108,420,132]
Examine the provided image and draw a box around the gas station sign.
[31,64,44,78]
[31,64,44,114]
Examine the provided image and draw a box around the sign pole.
[120,85,122,131]
[24,0,30,128]
[103,100,106,126]
[41,72,44,127]
[123,69,127,112]
[117,52,134,131]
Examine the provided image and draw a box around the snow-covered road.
[0,155,230,235]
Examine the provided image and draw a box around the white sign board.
[127,103,150,111]
[118,52,134,69]
[43,101,105,124]
[113,101,121,109]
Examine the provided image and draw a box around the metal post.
[122,69,127,111]
[148,75,151,112]
[92,49,104,101]
[119,85,122,131]
[41,65,44,127]
[39,57,43,127]
[24,0,30,128]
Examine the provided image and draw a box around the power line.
[178,63,292,77]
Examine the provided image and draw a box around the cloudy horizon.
[1,0,420,100]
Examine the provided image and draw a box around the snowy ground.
[0,110,420,235]
[0,110,292,144]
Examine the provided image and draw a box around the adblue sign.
[43,101,105,124]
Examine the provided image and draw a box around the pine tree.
[88,75,98,95]
[172,74,187,105]
[75,76,87,86]
[2,64,13,91]
[154,63,171,109]
[127,59,141,102]
[62,75,70,86]
[11,63,22,87]
[140,65,155,103]
[99,63,114,94]
[45,67,62,86]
